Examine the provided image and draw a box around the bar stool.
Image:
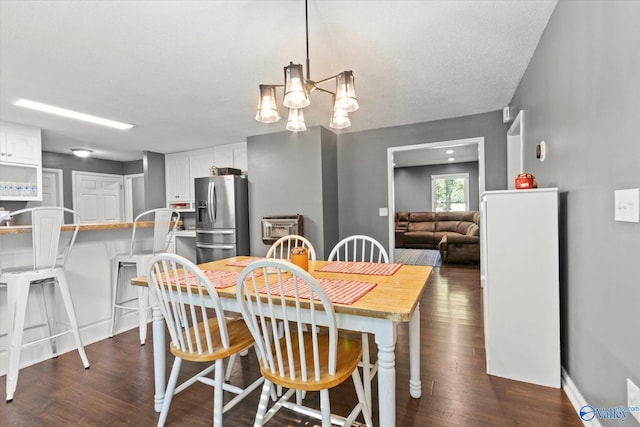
[109,208,179,345]
[0,207,90,402]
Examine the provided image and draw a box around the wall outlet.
[629,378,640,423]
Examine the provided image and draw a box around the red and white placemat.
[172,270,240,289]
[317,261,402,276]
[225,257,266,267]
[260,277,376,305]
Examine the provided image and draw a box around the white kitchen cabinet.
[0,121,42,201]
[165,148,214,211]
[480,188,560,388]
[189,147,215,183]
[165,152,191,205]
[213,141,247,172]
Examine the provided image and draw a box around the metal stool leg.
[109,259,121,338]
[135,261,149,345]
[5,276,30,402]
[54,270,90,369]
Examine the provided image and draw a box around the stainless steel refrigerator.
[195,175,249,263]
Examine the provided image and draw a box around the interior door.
[41,168,63,207]
[73,171,123,222]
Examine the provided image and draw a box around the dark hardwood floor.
[1,264,581,426]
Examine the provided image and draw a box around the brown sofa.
[395,211,480,263]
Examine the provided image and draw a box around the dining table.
[131,255,432,427]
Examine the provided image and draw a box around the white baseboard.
[562,367,602,427]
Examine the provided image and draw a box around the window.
[431,173,469,212]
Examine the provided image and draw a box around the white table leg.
[152,305,166,412]
[376,321,397,427]
[409,302,421,398]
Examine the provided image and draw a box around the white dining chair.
[236,259,373,427]
[328,234,390,263]
[266,234,316,261]
[328,234,390,408]
[0,207,90,401]
[146,253,264,427]
[110,208,180,345]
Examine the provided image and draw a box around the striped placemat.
[317,261,402,276]
[172,270,240,289]
[260,277,376,305]
[226,257,266,267]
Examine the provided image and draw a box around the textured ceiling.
[0,0,556,162]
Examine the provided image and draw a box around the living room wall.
[337,110,507,248]
[394,161,480,212]
[510,0,640,419]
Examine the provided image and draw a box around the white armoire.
[480,188,560,388]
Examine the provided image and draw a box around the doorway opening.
[386,137,485,261]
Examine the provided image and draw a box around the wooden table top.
[131,256,432,322]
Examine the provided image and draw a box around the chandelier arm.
[312,86,335,96]
[305,0,310,80]
[313,75,339,85]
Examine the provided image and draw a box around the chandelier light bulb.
[283,63,310,109]
[256,85,280,123]
[286,108,307,132]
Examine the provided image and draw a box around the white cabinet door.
[3,130,41,165]
[165,152,191,202]
[189,148,214,182]
[213,142,247,172]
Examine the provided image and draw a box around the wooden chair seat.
[261,333,362,391]
[170,317,254,362]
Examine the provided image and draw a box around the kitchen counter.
[0,220,181,234]
[0,220,182,375]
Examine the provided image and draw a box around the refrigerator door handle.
[207,181,215,224]
[196,229,234,235]
[196,243,235,250]
[213,181,217,223]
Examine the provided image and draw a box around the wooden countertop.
[0,221,181,235]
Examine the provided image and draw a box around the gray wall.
[247,126,338,259]
[143,151,166,210]
[337,111,508,248]
[394,161,480,212]
[42,151,127,212]
[510,0,640,420]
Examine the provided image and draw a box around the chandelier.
[255,0,359,132]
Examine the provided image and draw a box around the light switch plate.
[379,207,388,217]
[614,189,640,223]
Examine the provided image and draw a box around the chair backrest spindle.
[236,259,338,383]
[328,234,389,264]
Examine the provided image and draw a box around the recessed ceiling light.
[71,149,93,158]
[445,149,454,154]
[14,98,134,130]
[448,157,455,162]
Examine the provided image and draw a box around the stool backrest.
[129,208,180,256]
[8,207,82,271]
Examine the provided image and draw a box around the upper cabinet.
[0,121,43,201]
[164,143,247,211]
[213,142,247,173]
[165,148,215,211]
